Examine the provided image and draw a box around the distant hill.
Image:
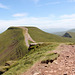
[68,29,75,32]
[42,28,69,33]
[67,32,75,38]
[53,31,66,36]
[53,29,75,37]
[62,32,72,38]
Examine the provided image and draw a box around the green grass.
[0,66,9,73]
[26,27,75,43]
[0,27,28,65]
[3,42,58,75]
[0,61,19,74]
[1,26,75,75]
[41,53,59,64]
[66,42,75,45]
[68,32,75,38]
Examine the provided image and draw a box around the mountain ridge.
[0,26,75,75]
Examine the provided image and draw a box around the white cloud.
[0,3,8,9]
[12,13,28,17]
[0,14,75,33]
[60,14,75,19]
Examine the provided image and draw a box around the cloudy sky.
[0,0,75,32]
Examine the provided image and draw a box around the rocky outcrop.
[28,42,44,51]
[62,32,72,38]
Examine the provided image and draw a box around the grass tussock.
[66,42,75,45]
[41,53,59,64]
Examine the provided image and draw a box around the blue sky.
[0,0,75,32]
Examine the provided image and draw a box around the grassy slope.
[3,43,58,75]
[2,27,75,75]
[0,27,28,65]
[68,32,75,38]
[27,27,75,43]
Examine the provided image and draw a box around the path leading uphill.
[19,27,35,47]
[22,44,75,75]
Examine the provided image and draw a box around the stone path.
[19,27,35,47]
[22,44,75,75]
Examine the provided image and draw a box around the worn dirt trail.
[19,27,35,47]
[22,44,75,75]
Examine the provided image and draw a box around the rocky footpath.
[22,44,75,75]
